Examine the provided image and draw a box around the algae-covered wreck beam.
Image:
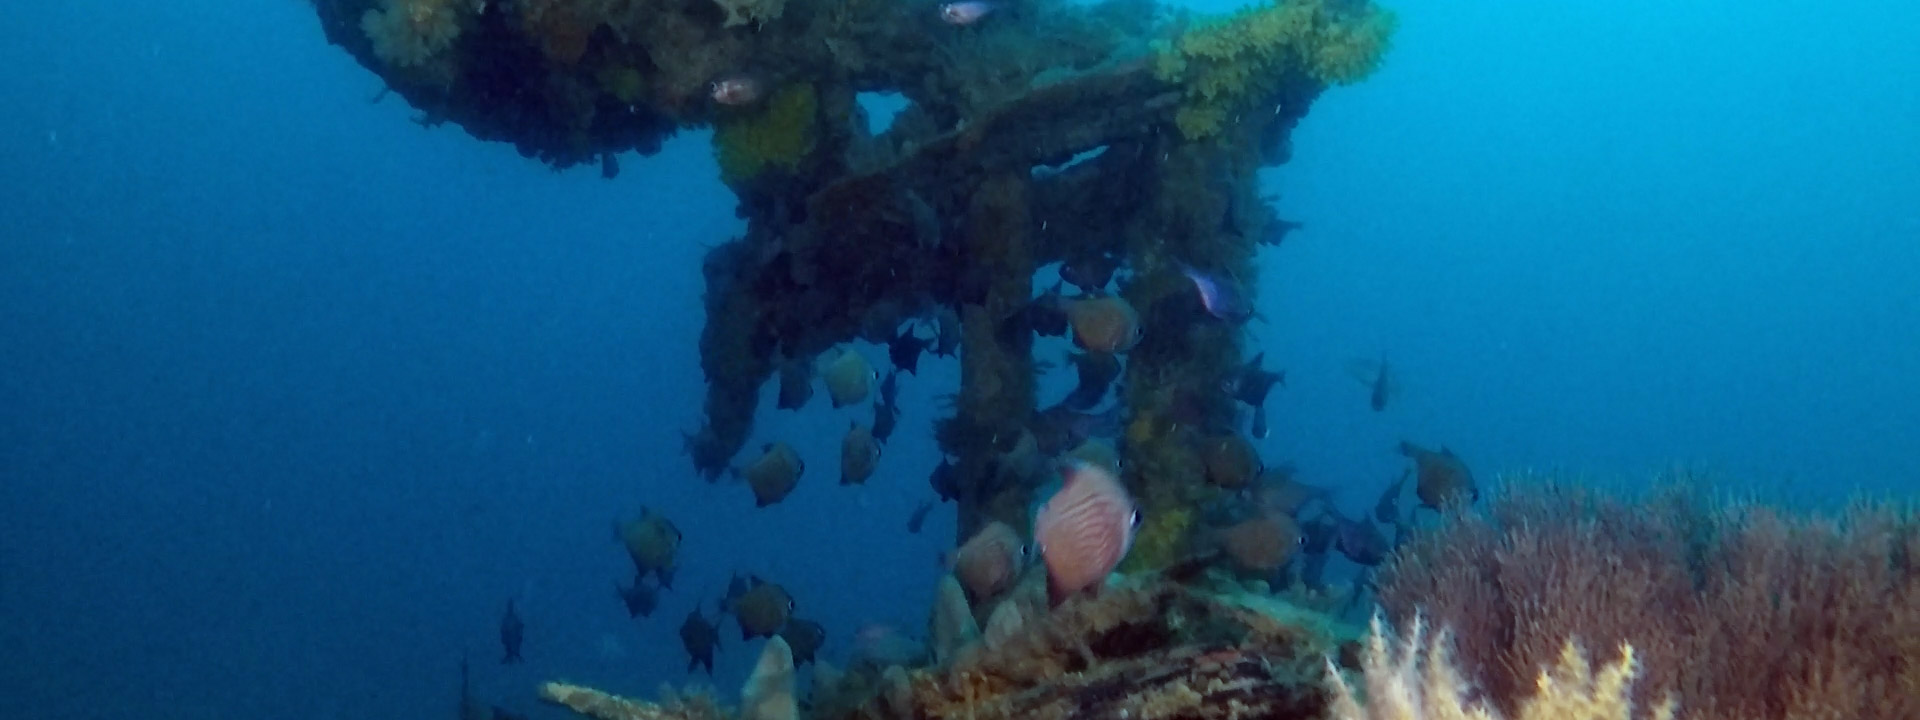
[944,172,1038,542]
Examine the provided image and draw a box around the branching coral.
[1377,475,1920,720]
[1152,0,1397,139]
[361,0,470,71]
[712,83,818,186]
[1327,614,1673,720]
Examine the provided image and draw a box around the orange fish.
[1399,441,1477,509]
[1201,434,1261,490]
[1214,513,1302,572]
[1033,460,1140,606]
[947,521,1027,601]
[1249,465,1327,517]
[1065,296,1142,354]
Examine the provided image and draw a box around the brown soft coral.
[1377,474,1920,720]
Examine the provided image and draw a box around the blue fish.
[1176,263,1253,323]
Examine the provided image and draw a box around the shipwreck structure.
[310,0,1394,613]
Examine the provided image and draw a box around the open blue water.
[2,0,1914,718]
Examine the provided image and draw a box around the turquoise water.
[1,1,1914,718]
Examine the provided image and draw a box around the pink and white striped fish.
[1033,460,1141,606]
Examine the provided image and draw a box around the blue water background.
[2,0,1915,718]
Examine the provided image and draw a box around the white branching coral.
[361,0,466,70]
[1327,613,1675,720]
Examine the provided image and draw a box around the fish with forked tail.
[928,456,959,502]
[1175,262,1254,323]
[888,327,930,375]
[1346,356,1397,412]
[680,604,721,674]
[1222,352,1284,438]
[1063,350,1121,410]
[907,498,936,533]
[872,370,901,443]
[499,599,525,664]
[778,618,827,665]
[616,573,659,618]
[776,355,814,411]
[931,305,961,357]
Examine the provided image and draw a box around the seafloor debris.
[542,570,1362,720]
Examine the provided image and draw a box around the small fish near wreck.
[615,507,681,589]
[1346,356,1397,412]
[946,520,1027,602]
[820,346,878,408]
[678,604,721,675]
[1064,295,1143,354]
[1034,460,1140,606]
[777,617,827,665]
[906,498,936,533]
[499,599,525,664]
[1176,262,1255,324]
[737,442,805,508]
[728,576,795,640]
[1399,440,1478,510]
[615,574,660,618]
[775,355,814,411]
[938,0,997,25]
[840,422,882,485]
